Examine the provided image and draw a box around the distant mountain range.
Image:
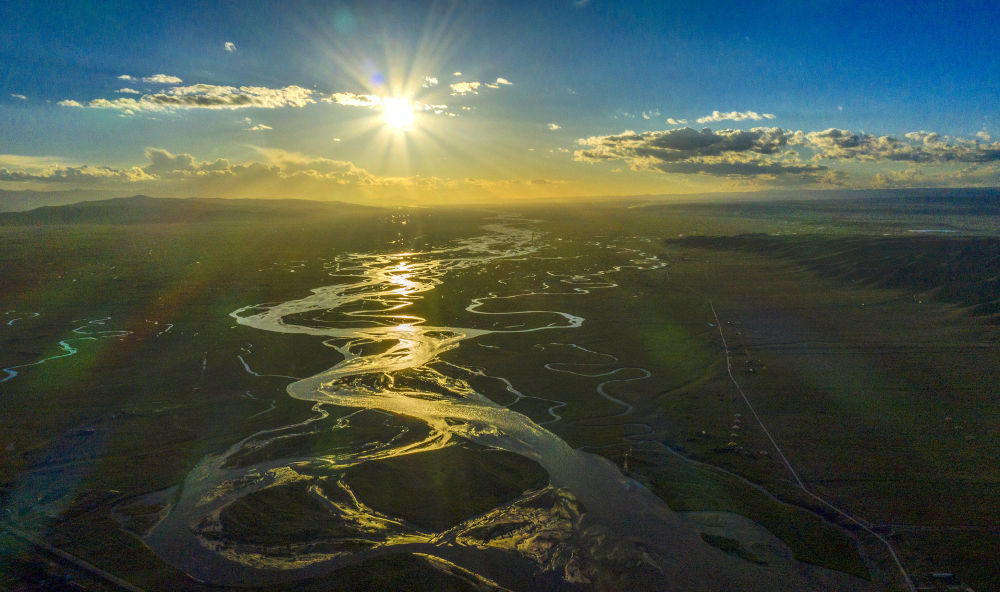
[646,187,1000,216]
[1,187,999,225]
[634,186,1000,208]
[0,189,133,212]
[0,195,383,225]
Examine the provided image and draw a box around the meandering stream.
[139,219,851,591]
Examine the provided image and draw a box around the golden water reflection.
[137,220,803,591]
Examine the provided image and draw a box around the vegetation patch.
[342,441,549,532]
[218,481,367,547]
[699,533,767,564]
[641,452,869,578]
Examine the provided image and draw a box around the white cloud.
[135,147,396,192]
[642,109,660,120]
[165,84,314,107]
[0,162,152,183]
[976,131,991,141]
[416,102,450,115]
[224,41,237,52]
[142,74,183,84]
[62,84,316,115]
[868,165,1000,190]
[696,110,776,124]
[140,148,215,177]
[800,128,1000,163]
[117,75,135,81]
[324,91,381,108]
[575,127,822,179]
[115,88,140,94]
[450,81,481,95]
[575,125,1000,188]
[243,117,270,131]
[547,123,561,130]
[486,77,512,89]
[872,169,925,188]
[422,76,439,87]
[904,131,945,145]
[666,117,687,125]
[820,170,849,186]
[450,77,511,95]
[84,97,150,114]
[452,71,462,76]
[332,137,341,142]
[10,94,27,100]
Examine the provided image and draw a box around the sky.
[2,0,999,204]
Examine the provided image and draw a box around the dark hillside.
[0,196,383,226]
[666,234,1000,319]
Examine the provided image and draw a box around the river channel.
[138,218,854,591]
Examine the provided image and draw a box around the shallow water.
[139,218,856,591]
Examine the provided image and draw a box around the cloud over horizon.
[797,128,1000,163]
[0,148,567,202]
[575,127,820,179]
[575,126,1000,186]
[0,162,151,183]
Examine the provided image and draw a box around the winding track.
[709,301,916,592]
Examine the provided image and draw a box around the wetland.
[1,193,998,591]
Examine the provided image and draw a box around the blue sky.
[2,0,999,203]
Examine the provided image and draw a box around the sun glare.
[382,97,415,131]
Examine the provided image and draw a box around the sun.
[381,97,415,131]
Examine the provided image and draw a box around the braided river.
[136,219,858,591]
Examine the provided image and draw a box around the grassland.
[0,199,497,591]
[342,442,549,532]
[1,193,998,591]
